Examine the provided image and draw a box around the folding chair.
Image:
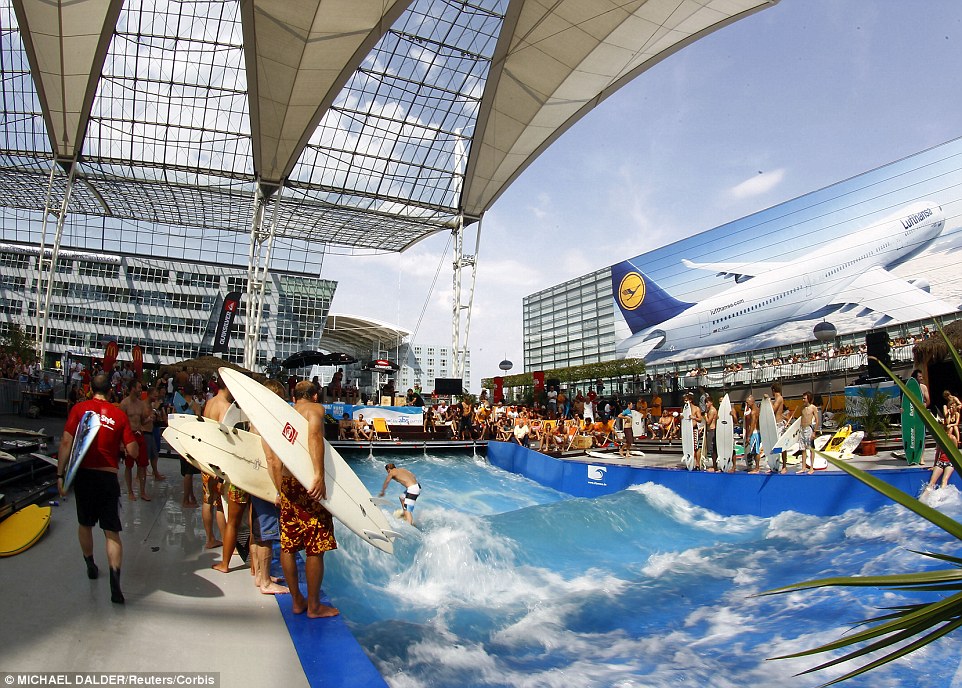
[371,417,393,440]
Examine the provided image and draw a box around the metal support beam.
[34,159,77,365]
[451,213,480,382]
[242,185,281,371]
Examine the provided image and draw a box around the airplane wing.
[681,258,790,280]
[829,266,959,323]
[615,332,664,360]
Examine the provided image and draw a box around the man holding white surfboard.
[57,374,139,604]
[205,385,249,574]
[261,380,339,618]
[799,392,821,474]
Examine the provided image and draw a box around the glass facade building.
[0,243,335,369]
[523,268,618,372]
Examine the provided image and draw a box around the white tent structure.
[0,0,776,369]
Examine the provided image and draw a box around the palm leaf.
[766,322,962,683]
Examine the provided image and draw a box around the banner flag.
[132,345,143,378]
[103,340,119,373]
[213,292,242,354]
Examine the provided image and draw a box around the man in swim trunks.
[379,463,420,526]
[260,380,339,618]
[205,384,249,573]
[743,395,761,473]
[799,392,820,474]
[704,397,718,471]
[246,378,290,595]
[119,380,152,501]
[58,374,139,604]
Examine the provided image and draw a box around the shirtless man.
[682,393,703,464]
[354,414,374,441]
[264,380,338,618]
[337,413,353,440]
[768,384,791,473]
[119,380,151,501]
[799,392,821,474]
[743,395,761,473]
[205,385,249,573]
[142,388,166,482]
[704,397,718,471]
[379,463,420,526]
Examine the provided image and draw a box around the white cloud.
[729,168,786,201]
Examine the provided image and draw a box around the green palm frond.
[764,323,962,685]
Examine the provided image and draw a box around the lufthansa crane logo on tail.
[618,272,645,310]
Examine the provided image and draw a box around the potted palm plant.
[851,388,892,455]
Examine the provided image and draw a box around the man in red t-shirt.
[58,374,138,604]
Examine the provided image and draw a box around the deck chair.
[371,417,393,440]
[538,420,556,450]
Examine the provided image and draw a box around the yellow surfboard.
[0,504,52,557]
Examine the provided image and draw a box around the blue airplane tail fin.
[611,261,692,334]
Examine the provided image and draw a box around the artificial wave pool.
[327,452,962,687]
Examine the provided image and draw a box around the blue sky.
[322,0,962,391]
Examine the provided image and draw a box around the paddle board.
[0,504,51,556]
[219,368,398,554]
[902,377,925,465]
[760,397,779,471]
[681,404,695,471]
[63,410,101,492]
[716,394,734,472]
[165,413,278,503]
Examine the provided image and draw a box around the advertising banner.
[131,345,143,378]
[610,139,962,363]
[103,340,118,373]
[212,291,242,354]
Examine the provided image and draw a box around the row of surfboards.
[677,394,864,472]
[62,368,401,555]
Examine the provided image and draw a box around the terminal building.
[0,243,335,370]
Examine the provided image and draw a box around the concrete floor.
[0,410,309,686]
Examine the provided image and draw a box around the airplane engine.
[907,278,931,292]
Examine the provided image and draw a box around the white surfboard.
[162,417,222,479]
[631,410,645,438]
[681,404,695,471]
[165,414,278,503]
[221,402,249,431]
[716,394,734,472]
[0,426,47,437]
[63,410,101,491]
[760,398,779,471]
[219,368,398,554]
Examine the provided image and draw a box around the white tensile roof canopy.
[0,0,776,255]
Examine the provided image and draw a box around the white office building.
[0,243,335,370]
[401,344,471,395]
